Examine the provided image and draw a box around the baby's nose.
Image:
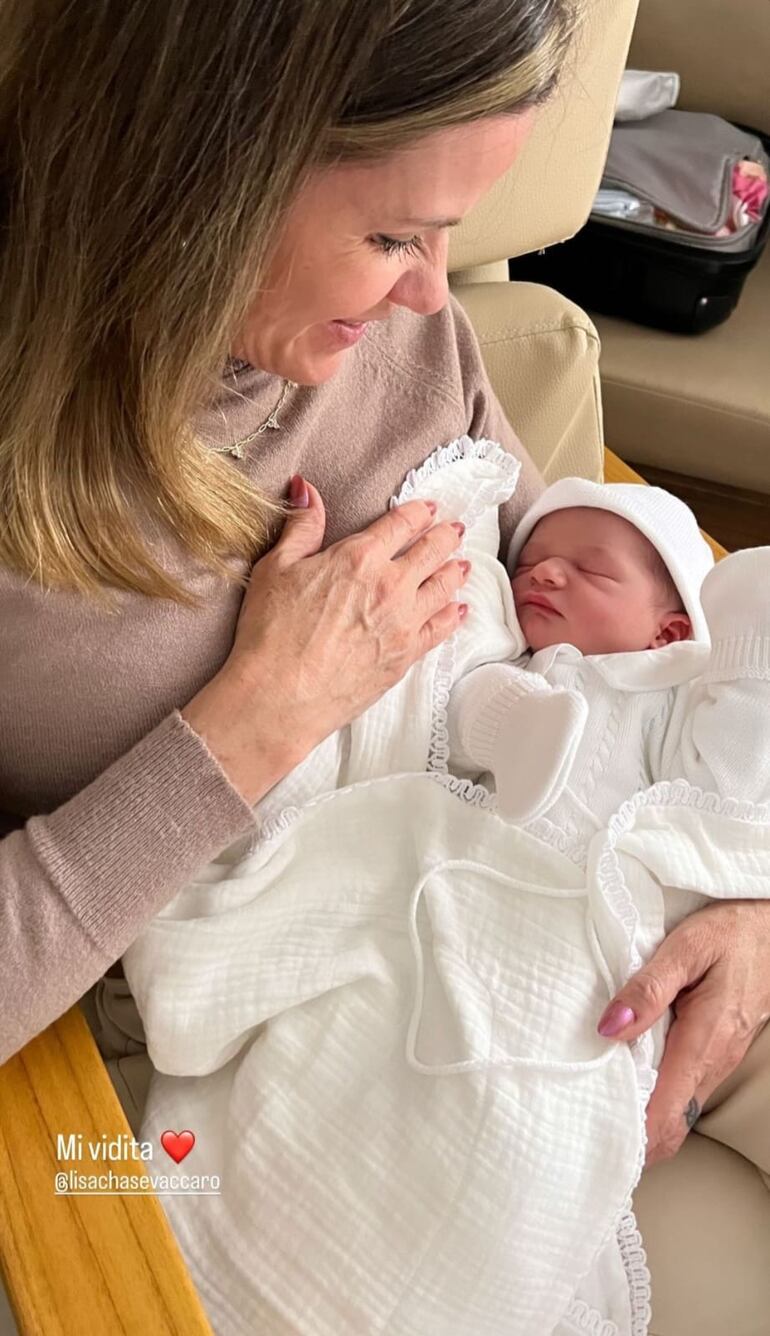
[531,558,567,586]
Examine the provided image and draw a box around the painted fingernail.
[451,522,466,537]
[598,1003,636,1037]
[457,603,469,620]
[459,560,471,578]
[425,500,438,516]
[289,474,309,508]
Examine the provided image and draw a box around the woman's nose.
[386,240,450,317]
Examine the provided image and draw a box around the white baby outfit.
[124,441,770,1336]
[448,476,770,888]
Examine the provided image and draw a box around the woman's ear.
[649,612,693,648]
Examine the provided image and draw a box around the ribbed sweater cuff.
[27,710,257,950]
[704,635,770,682]
[460,672,552,773]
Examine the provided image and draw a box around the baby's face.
[511,508,688,656]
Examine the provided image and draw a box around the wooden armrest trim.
[0,1006,212,1335]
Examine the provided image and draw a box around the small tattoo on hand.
[684,1097,701,1130]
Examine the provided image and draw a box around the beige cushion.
[448,0,639,270]
[634,1133,770,1336]
[453,279,603,484]
[629,0,770,133]
[593,245,770,492]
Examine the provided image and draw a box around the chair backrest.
[629,0,770,134]
[448,0,640,273]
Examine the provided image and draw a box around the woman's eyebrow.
[393,216,462,229]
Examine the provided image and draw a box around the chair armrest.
[604,449,727,560]
[0,1006,212,1335]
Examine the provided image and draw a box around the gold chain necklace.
[207,374,296,459]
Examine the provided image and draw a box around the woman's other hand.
[596,900,770,1166]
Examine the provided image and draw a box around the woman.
[0,0,767,1227]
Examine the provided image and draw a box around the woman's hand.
[183,474,470,804]
[596,899,770,1166]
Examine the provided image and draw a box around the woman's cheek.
[353,255,399,310]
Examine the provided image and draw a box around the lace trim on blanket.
[561,1202,652,1336]
[562,1299,619,1336]
[388,433,520,518]
[523,814,588,866]
[617,1208,653,1336]
[427,769,496,810]
[424,775,595,870]
[561,1202,651,1336]
[429,642,457,775]
[390,434,520,779]
[618,779,770,825]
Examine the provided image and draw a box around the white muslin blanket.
[124,441,770,1336]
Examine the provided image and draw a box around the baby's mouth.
[519,593,562,615]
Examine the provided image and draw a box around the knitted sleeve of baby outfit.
[446,662,588,822]
[652,547,770,801]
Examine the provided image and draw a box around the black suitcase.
[508,126,770,336]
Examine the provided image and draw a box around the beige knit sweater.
[0,295,542,1062]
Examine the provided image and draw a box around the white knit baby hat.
[507,478,715,644]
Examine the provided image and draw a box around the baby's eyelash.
[372,234,425,260]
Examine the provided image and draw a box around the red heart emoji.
[160,1129,196,1164]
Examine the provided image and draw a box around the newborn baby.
[448,477,770,845]
[512,505,691,657]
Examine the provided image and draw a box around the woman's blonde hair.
[0,0,578,606]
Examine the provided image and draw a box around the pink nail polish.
[425,500,438,516]
[598,1003,636,1037]
[457,603,469,621]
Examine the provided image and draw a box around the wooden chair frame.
[0,451,725,1333]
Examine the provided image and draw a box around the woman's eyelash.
[372,234,425,259]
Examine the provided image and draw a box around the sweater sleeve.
[446,662,588,822]
[0,710,257,1064]
[653,549,770,801]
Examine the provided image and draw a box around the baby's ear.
[651,612,692,648]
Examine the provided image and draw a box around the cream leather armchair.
[449,2,770,1334]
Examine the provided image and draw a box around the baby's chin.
[517,606,572,653]
[517,608,595,656]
